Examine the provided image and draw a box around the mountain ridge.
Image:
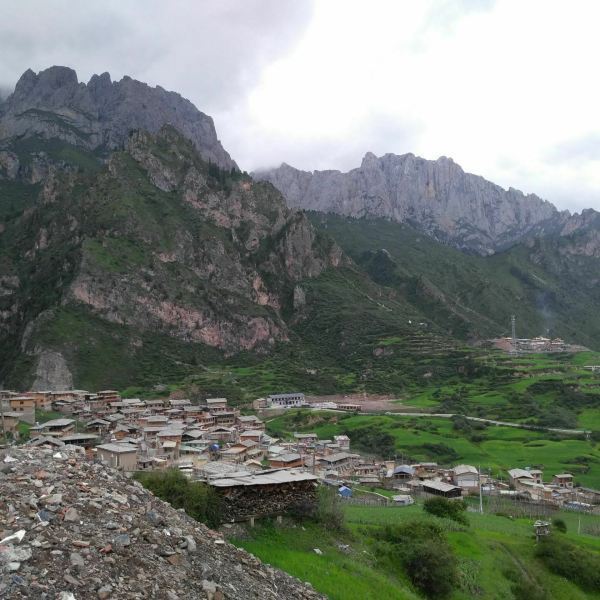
[1,65,599,394]
[254,152,595,255]
[0,66,236,170]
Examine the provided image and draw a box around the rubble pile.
[0,447,323,599]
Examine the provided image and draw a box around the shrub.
[314,485,344,531]
[504,567,549,600]
[451,415,471,432]
[535,536,600,591]
[420,443,460,463]
[423,497,469,525]
[404,539,456,598]
[373,521,457,598]
[536,406,578,429]
[135,469,221,528]
[346,425,396,458]
[551,518,567,533]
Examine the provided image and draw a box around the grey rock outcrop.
[255,153,570,255]
[0,66,236,170]
[31,350,73,391]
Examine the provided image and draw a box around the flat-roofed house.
[61,433,99,448]
[170,398,192,408]
[241,440,264,461]
[27,392,53,411]
[96,443,138,471]
[269,453,304,469]
[198,412,216,427]
[221,444,249,464]
[317,452,359,472]
[183,405,204,419]
[236,415,265,431]
[157,429,183,446]
[145,399,166,412]
[334,435,350,450]
[96,390,121,403]
[508,468,534,489]
[113,424,132,440]
[33,418,75,438]
[239,429,264,444]
[293,433,318,445]
[1,411,22,434]
[215,411,236,426]
[206,398,228,413]
[422,480,462,499]
[529,469,543,484]
[146,415,169,427]
[553,473,574,488]
[206,426,237,443]
[452,465,479,489]
[9,396,35,414]
[391,465,416,480]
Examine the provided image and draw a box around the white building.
[267,393,305,408]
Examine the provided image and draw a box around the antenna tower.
[511,314,517,354]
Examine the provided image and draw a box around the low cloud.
[546,134,600,165]
[0,0,314,114]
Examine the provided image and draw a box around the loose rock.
[0,446,323,599]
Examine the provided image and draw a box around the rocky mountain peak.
[360,151,379,167]
[0,66,237,170]
[254,152,569,255]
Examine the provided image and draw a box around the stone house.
[553,473,574,488]
[269,453,304,469]
[96,443,138,472]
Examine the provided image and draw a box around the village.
[1,388,598,522]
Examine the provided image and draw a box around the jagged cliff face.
[255,153,571,255]
[0,124,344,389]
[0,66,236,170]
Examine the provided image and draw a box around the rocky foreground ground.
[0,447,323,599]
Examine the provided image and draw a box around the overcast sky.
[2,0,600,212]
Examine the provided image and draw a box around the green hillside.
[233,502,600,600]
[0,130,481,395]
[308,213,600,348]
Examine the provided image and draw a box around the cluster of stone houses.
[1,389,597,510]
[0,391,362,482]
[506,468,591,505]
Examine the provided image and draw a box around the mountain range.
[255,154,600,256]
[1,66,599,393]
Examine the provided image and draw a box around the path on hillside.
[383,411,589,436]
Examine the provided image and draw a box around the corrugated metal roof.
[508,468,534,479]
[423,481,461,492]
[97,443,137,453]
[209,469,317,488]
[453,464,478,475]
[41,419,75,427]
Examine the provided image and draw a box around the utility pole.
[478,464,483,514]
[577,488,581,535]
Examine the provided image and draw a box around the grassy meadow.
[232,501,600,600]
